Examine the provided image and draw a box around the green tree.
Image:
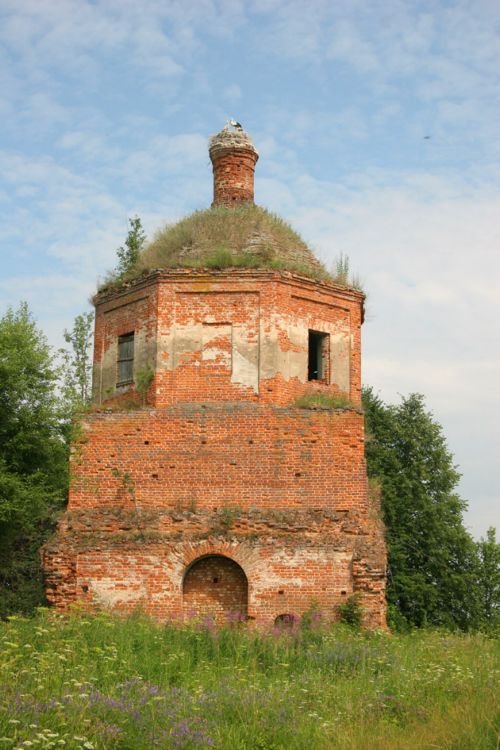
[363,388,481,630]
[115,216,146,279]
[475,527,500,632]
[59,310,94,418]
[0,303,67,616]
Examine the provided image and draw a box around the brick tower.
[209,121,259,206]
[43,122,387,629]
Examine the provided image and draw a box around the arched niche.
[182,554,248,623]
[274,613,299,629]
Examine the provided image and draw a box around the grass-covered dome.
[133,204,330,281]
[97,122,363,294]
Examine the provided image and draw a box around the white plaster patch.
[90,579,147,608]
[202,323,232,367]
[173,323,203,367]
[330,331,350,393]
[232,324,259,391]
[251,548,353,590]
[77,552,162,608]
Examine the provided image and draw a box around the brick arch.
[181,539,258,574]
[182,554,248,623]
[274,613,299,629]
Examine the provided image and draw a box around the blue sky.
[1,0,499,537]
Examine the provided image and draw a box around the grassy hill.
[0,610,498,749]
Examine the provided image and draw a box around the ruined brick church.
[43,123,387,628]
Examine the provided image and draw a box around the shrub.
[339,594,363,628]
[135,366,154,405]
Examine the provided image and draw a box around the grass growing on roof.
[98,205,366,293]
[294,390,358,410]
[135,204,330,280]
[0,609,498,750]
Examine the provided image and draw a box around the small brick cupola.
[209,121,259,207]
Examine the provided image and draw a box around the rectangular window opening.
[308,330,330,382]
[117,332,134,385]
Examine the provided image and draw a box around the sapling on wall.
[135,365,154,405]
[115,216,146,279]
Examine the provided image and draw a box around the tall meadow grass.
[0,609,498,749]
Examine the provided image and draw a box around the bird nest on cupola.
[208,120,258,155]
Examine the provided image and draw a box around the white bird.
[229,119,243,130]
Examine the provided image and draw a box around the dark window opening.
[117,332,134,385]
[308,330,329,382]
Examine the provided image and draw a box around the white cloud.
[252,0,500,150]
[327,20,379,73]
[0,0,188,126]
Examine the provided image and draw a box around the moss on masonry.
[293,390,361,411]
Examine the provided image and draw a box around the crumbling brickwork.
[43,123,387,629]
[209,122,259,206]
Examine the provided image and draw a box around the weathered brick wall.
[210,147,258,207]
[92,281,159,405]
[44,270,387,629]
[67,405,368,513]
[92,270,363,409]
[44,402,386,628]
[44,512,386,627]
[209,125,259,207]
